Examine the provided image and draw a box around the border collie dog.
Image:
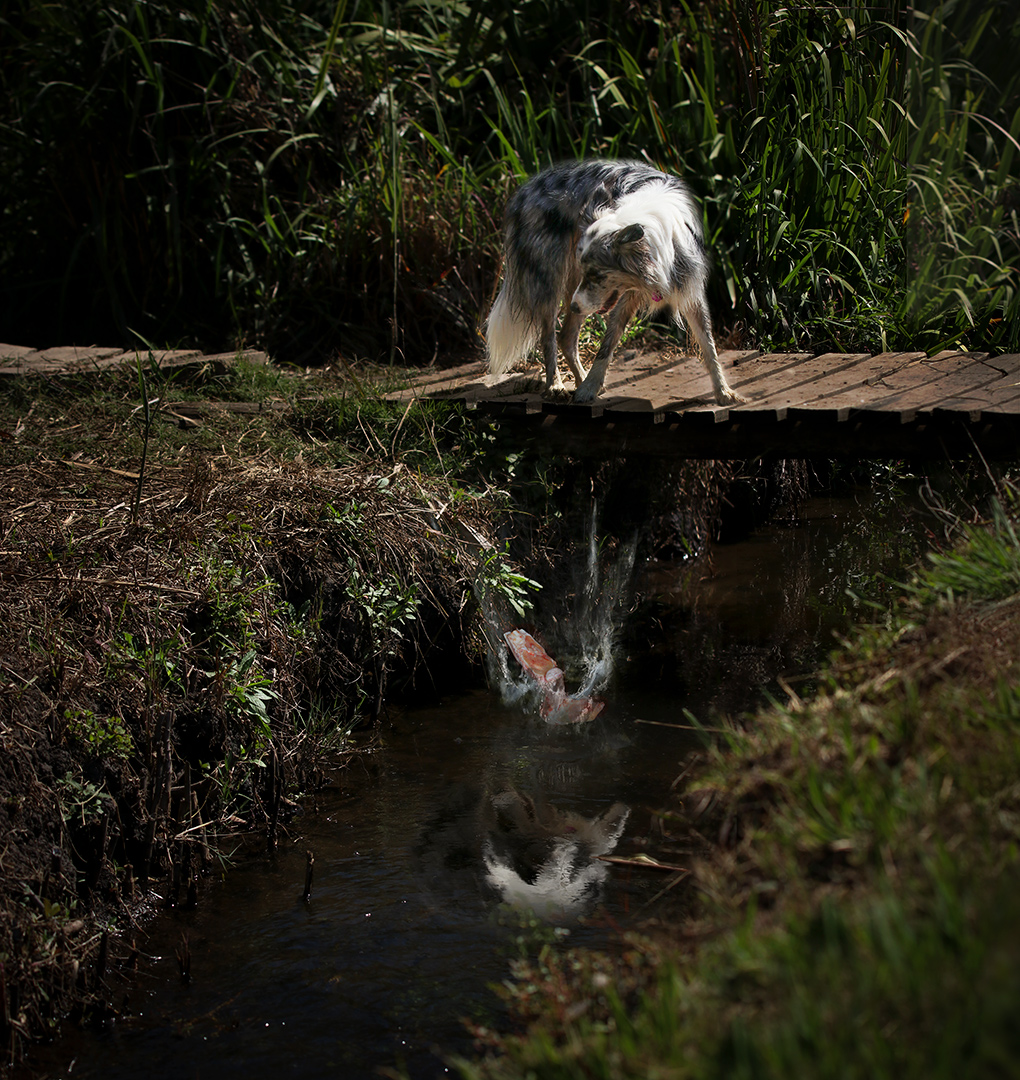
[486,159,741,404]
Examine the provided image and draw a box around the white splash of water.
[570,498,637,698]
[480,499,636,710]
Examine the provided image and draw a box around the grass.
[1,1,1018,363]
[456,479,1020,1079]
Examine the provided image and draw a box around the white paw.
[717,387,748,405]
[572,383,601,404]
[542,383,574,402]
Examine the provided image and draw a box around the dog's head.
[570,221,659,317]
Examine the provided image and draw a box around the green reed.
[1,0,1017,361]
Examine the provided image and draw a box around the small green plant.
[346,560,420,657]
[219,648,280,755]
[56,774,109,827]
[198,556,273,652]
[64,709,134,762]
[112,630,180,689]
[325,500,364,532]
[475,549,542,618]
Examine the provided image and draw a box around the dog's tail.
[485,282,538,375]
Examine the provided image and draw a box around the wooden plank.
[634,351,821,421]
[734,353,872,420]
[0,345,266,377]
[927,349,991,362]
[724,351,818,392]
[0,343,35,360]
[924,354,1020,420]
[932,387,1020,423]
[978,384,1020,414]
[99,348,207,371]
[401,359,487,389]
[856,352,1004,422]
[782,352,928,421]
[0,345,124,376]
[600,365,717,414]
[397,347,757,402]
[601,347,759,392]
[38,346,125,363]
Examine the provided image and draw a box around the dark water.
[34,489,930,1080]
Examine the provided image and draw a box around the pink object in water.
[503,630,605,724]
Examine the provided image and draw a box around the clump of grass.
[921,496,1020,602]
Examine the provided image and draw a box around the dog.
[486,159,741,405]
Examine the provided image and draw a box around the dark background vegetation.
[1,0,1018,365]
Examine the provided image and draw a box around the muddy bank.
[0,454,485,1056]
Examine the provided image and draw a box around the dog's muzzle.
[570,289,619,316]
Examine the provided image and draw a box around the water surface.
[37,487,932,1080]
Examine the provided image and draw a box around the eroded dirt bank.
[0,360,515,1066]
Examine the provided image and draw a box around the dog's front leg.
[559,306,588,388]
[572,294,639,403]
[678,298,746,405]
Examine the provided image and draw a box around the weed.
[346,560,420,658]
[56,774,109,828]
[475,548,542,619]
[63,709,134,762]
[218,648,280,758]
[921,497,1020,603]
[111,631,181,691]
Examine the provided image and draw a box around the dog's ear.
[582,183,612,224]
[615,223,645,246]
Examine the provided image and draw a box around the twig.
[15,574,200,598]
[596,854,689,872]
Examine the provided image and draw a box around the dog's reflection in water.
[479,790,629,921]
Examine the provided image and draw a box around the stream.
[30,483,938,1080]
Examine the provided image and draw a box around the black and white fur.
[486,159,741,404]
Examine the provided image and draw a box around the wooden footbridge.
[2,342,1015,460]
[389,347,1018,460]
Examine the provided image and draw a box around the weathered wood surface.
[388,348,1019,459]
[0,343,267,377]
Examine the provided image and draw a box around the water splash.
[479,499,636,714]
[569,498,637,698]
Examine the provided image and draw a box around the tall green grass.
[1,1,1017,361]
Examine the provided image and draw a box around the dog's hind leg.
[572,293,641,404]
[677,296,745,405]
[539,314,571,399]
